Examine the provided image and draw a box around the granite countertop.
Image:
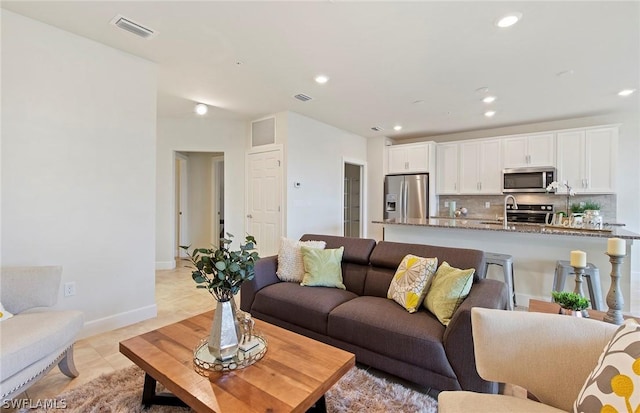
[372,217,640,240]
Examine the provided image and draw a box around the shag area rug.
[21,365,438,412]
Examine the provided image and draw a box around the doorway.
[343,163,363,237]
[174,151,224,258]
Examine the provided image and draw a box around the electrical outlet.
[485,202,491,208]
[64,282,76,297]
[444,201,449,207]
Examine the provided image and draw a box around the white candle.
[607,238,625,256]
[570,250,587,267]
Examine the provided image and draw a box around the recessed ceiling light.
[618,89,636,97]
[195,103,208,115]
[484,111,496,118]
[483,96,496,103]
[556,69,575,77]
[393,125,403,131]
[496,12,522,28]
[315,75,329,84]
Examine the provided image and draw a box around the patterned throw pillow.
[424,262,475,326]
[276,238,326,282]
[300,246,346,290]
[387,255,438,313]
[0,301,14,321]
[574,319,640,413]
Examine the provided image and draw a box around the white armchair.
[0,266,84,402]
[438,307,619,413]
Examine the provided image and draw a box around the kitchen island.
[373,218,640,315]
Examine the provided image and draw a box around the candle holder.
[603,253,625,325]
[571,265,589,318]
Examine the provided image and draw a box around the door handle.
[246,214,253,218]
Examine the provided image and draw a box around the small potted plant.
[551,291,590,317]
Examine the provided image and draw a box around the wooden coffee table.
[119,310,355,412]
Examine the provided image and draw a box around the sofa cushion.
[300,246,346,290]
[328,296,456,377]
[0,310,83,379]
[425,262,475,326]
[251,282,357,335]
[387,255,438,313]
[276,238,326,282]
[369,241,486,281]
[299,234,376,265]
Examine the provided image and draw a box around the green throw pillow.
[424,261,475,326]
[300,246,346,290]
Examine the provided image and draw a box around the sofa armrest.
[240,255,279,312]
[0,266,62,314]
[442,278,508,393]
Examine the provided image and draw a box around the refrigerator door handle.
[403,179,409,219]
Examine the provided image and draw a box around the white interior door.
[247,149,282,257]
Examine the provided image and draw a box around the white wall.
[367,136,388,241]
[156,118,247,269]
[284,112,368,239]
[1,11,157,337]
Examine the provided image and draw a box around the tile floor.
[8,260,215,409]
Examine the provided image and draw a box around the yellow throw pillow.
[387,255,438,313]
[300,246,346,290]
[424,262,475,325]
[0,301,14,321]
[573,319,640,413]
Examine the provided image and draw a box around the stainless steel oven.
[502,167,555,193]
[506,203,554,224]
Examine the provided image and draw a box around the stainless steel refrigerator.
[384,173,429,221]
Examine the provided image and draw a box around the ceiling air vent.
[110,15,157,39]
[371,126,384,131]
[293,93,313,102]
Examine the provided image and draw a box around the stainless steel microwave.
[502,167,555,193]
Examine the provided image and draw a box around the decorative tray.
[193,334,267,376]
[541,225,613,234]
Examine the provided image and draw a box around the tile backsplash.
[437,194,618,224]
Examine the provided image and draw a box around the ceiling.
[3,1,639,139]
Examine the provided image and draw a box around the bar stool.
[552,260,603,310]
[484,252,516,310]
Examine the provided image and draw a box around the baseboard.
[156,260,176,270]
[78,304,157,339]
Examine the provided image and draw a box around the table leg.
[307,395,326,413]
[141,373,189,409]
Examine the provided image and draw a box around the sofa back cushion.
[299,234,376,295]
[365,241,485,298]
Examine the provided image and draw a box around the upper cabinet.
[388,142,433,174]
[459,139,503,194]
[556,127,618,194]
[503,133,555,168]
[436,143,459,194]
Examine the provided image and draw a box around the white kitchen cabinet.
[503,133,555,168]
[436,143,459,194]
[459,139,502,194]
[387,142,432,174]
[556,127,617,194]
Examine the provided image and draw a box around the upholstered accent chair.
[438,307,619,413]
[0,266,84,402]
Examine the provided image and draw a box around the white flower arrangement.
[546,180,575,196]
[546,180,576,215]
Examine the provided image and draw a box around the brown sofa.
[240,234,509,393]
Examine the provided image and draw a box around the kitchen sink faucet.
[503,195,519,229]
